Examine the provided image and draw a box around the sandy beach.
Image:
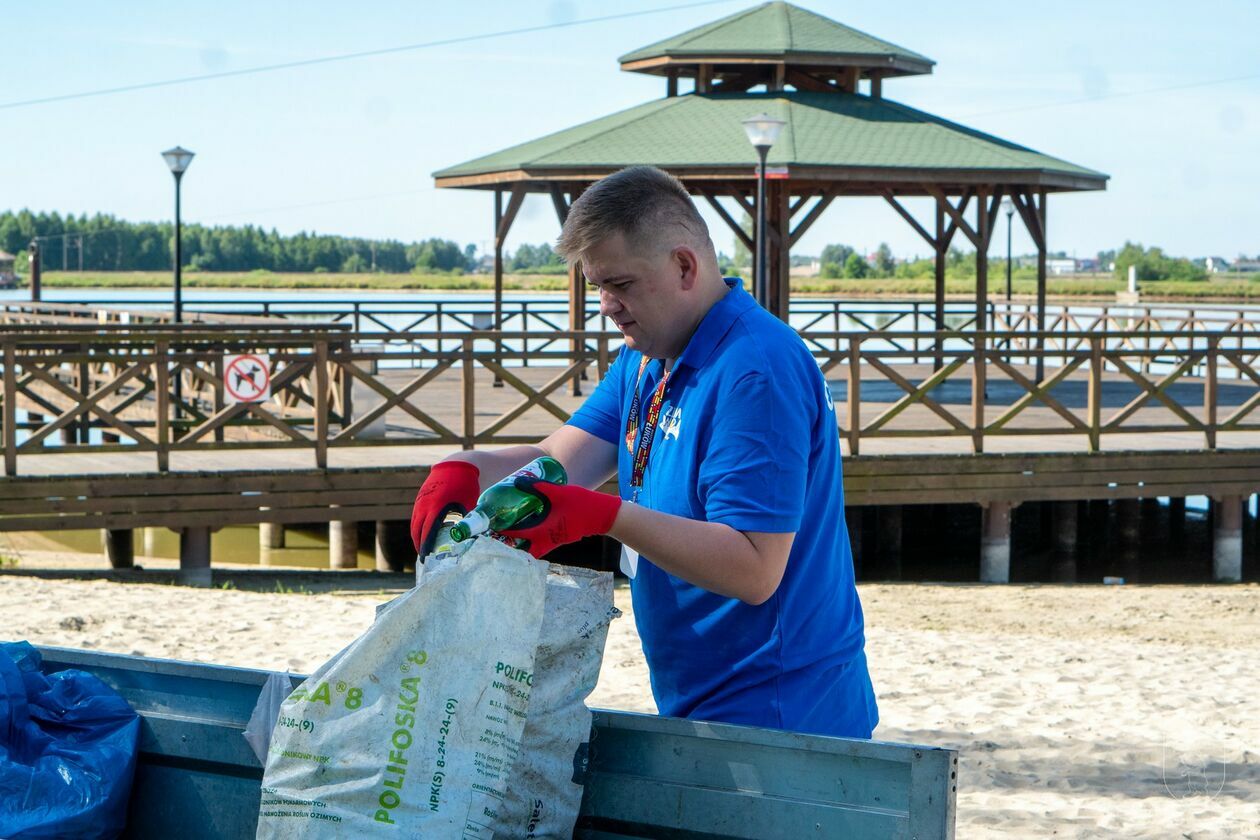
[2,550,1257,838]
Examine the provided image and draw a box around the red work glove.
[500,478,622,559]
[410,461,481,557]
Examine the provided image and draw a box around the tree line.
[805,241,1207,282]
[0,210,565,274]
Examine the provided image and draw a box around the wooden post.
[314,340,329,469]
[980,501,1012,583]
[179,526,212,587]
[971,338,986,454]
[102,529,135,570]
[697,64,712,93]
[869,72,882,99]
[839,66,859,93]
[462,336,475,450]
[329,513,358,570]
[3,340,16,476]
[667,70,678,97]
[213,354,226,442]
[1213,495,1243,582]
[1087,338,1102,452]
[155,340,170,472]
[1205,335,1218,449]
[77,346,90,444]
[847,338,861,456]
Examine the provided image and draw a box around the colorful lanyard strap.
[624,356,671,500]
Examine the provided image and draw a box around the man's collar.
[672,277,756,371]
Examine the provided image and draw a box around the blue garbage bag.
[0,642,141,839]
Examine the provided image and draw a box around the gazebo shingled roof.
[434,1,1108,388]
[433,92,1104,189]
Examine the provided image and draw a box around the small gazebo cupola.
[618,1,935,98]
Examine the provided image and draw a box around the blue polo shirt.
[567,279,877,739]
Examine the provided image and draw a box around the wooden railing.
[20,296,1260,334]
[1,328,1257,474]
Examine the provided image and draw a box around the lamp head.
[741,113,785,150]
[162,146,195,175]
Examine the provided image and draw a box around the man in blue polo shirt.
[410,165,877,739]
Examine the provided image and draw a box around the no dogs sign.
[224,353,272,403]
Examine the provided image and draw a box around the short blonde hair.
[556,166,712,261]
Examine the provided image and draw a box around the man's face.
[582,232,692,360]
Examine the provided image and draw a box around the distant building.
[1075,258,1100,273]
[1234,259,1260,273]
[789,259,821,277]
[1047,258,1076,276]
[1203,256,1231,273]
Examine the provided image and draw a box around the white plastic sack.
[243,670,292,765]
[257,537,548,837]
[495,560,615,837]
[257,536,616,839]
[408,545,618,837]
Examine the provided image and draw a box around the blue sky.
[3,0,1256,261]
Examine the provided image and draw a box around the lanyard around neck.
[624,356,672,498]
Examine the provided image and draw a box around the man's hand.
[500,478,621,559]
[410,461,482,557]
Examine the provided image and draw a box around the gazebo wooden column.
[767,180,792,320]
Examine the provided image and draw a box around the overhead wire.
[0,0,737,110]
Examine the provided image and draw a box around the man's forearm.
[608,502,786,605]
[442,446,546,493]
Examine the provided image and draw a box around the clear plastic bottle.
[449,456,567,542]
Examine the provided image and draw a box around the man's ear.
[673,245,700,291]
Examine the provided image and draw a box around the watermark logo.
[1160,739,1227,802]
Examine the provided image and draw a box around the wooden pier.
[1,313,1257,584]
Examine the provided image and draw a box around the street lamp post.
[161,146,195,322]
[741,114,785,311]
[1002,197,1014,302]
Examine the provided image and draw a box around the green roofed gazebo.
[435,1,1107,369]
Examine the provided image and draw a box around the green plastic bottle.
[449,456,567,542]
